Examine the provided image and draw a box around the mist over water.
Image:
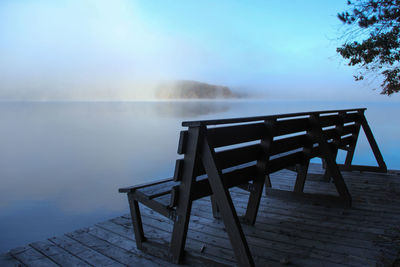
[2,0,400,102]
[0,100,399,253]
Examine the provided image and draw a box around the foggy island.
[155,80,238,99]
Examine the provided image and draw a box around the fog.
[0,0,213,100]
[1,0,399,101]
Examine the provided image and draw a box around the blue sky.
[0,0,398,100]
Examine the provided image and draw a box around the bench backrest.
[168,108,384,207]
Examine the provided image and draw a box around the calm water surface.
[0,100,399,253]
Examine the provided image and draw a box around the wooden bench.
[119,108,386,267]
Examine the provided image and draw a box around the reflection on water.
[0,100,399,253]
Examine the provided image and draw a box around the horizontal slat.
[323,128,338,140]
[207,123,265,148]
[191,165,258,201]
[118,177,173,193]
[274,118,310,136]
[343,112,360,123]
[270,134,308,156]
[215,144,262,170]
[341,124,358,136]
[267,151,304,174]
[137,180,178,197]
[182,108,366,127]
[148,189,172,200]
[340,135,354,147]
[319,114,340,127]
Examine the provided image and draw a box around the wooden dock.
[2,164,400,266]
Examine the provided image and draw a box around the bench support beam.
[201,136,255,267]
[128,193,146,249]
[311,114,352,207]
[359,112,387,172]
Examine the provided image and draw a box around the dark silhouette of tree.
[337,0,400,95]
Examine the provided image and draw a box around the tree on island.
[337,0,400,95]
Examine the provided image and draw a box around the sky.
[0,0,398,101]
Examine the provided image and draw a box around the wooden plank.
[109,216,236,266]
[267,151,304,174]
[215,144,262,170]
[339,135,354,148]
[49,235,123,267]
[189,201,392,265]
[87,224,175,266]
[10,245,58,267]
[195,198,386,247]
[66,229,160,267]
[200,136,255,267]
[273,118,309,136]
[182,108,365,127]
[30,239,90,267]
[192,198,381,250]
[264,188,348,208]
[342,112,361,123]
[270,134,308,156]
[267,177,400,214]
[140,208,374,266]
[338,164,387,173]
[205,187,400,239]
[341,124,357,136]
[0,253,24,267]
[206,122,265,148]
[322,128,338,140]
[318,114,339,127]
[137,212,320,267]
[119,177,173,193]
[136,180,177,197]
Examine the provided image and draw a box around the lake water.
[0,100,399,253]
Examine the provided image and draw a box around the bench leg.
[128,193,146,249]
[264,175,271,196]
[243,174,265,225]
[210,195,221,219]
[294,161,310,192]
[323,149,338,182]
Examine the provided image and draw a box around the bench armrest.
[118,177,174,193]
